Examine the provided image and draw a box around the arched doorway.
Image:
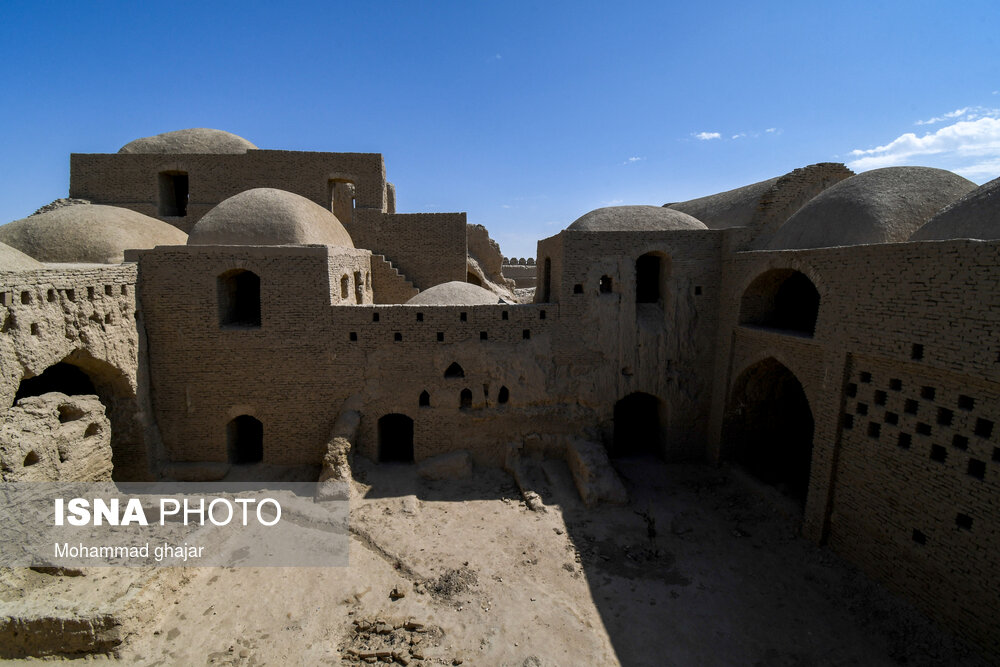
[378,413,414,463]
[724,358,814,504]
[227,415,263,464]
[739,269,819,336]
[611,392,666,458]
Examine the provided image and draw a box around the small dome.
[406,281,500,306]
[188,188,354,247]
[0,205,187,264]
[910,176,1000,241]
[119,128,257,154]
[567,205,708,232]
[768,167,975,250]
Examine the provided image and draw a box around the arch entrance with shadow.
[227,415,263,464]
[378,413,414,463]
[723,358,814,504]
[610,392,667,458]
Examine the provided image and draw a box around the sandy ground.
[1,456,991,666]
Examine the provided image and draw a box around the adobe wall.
[350,210,467,289]
[709,239,1000,653]
[542,229,725,460]
[0,264,149,479]
[70,150,388,233]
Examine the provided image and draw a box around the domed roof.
[667,176,781,229]
[768,167,975,250]
[0,205,187,264]
[406,281,500,306]
[188,188,354,247]
[119,128,257,154]
[910,176,1000,241]
[567,205,708,232]
[0,241,43,270]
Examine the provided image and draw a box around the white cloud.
[765,128,777,133]
[915,108,970,126]
[694,132,721,141]
[731,133,746,140]
[847,114,1000,180]
[622,156,644,165]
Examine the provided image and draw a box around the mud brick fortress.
[0,128,997,653]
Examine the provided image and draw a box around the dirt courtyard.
[1,457,990,666]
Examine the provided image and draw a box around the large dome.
[119,128,257,154]
[0,241,44,270]
[188,188,354,247]
[667,176,780,229]
[406,281,500,306]
[0,205,187,264]
[768,167,975,250]
[910,176,1000,241]
[567,206,708,232]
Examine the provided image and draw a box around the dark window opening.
[635,253,663,304]
[460,312,467,322]
[541,258,552,302]
[349,331,357,341]
[937,408,954,426]
[956,513,973,530]
[952,434,968,450]
[916,422,931,436]
[498,386,509,404]
[868,422,881,438]
[993,447,1000,462]
[856,402,868,416]
[373,312,380,322]
[480,331,487,341]
[15,363,96,402]
[158,171,189,217]
[419,391,430,407]
[227,415,263,464]
[898,433,912,449]
[958,395,975,411]
[445,362,465,378]
[723,358,814,505]
[394,332,402,342]
[416,312,423,322]
[885,412,899,425]
[105,285,113,297]
[739,269,819,336]
[341,275,349,299]
[911,344,924,360]
[87,287,95,300]
[437,332,444,342]
[890,378,902,391]
[843,414,854,429]
[30,323,39,335]
[600,276,613,293]
[846,383,858,397]
[974,418,994,438]
[930,444,947,462]
[904,399,919,414]
[218,270,261,328]
[921,386,936,400]
[66,289,75,301]
[47,289,56,302]
[501,311,508,320]
[912,529,926,545]
[573,283,583,294]
[539,310,546,320]
[522,329,531,339]
[860,372,872,383]
[20,291,30,305]
[460,388,472,410]
[967,459,986,479]
[377,414,414,463]
[874,390,887,406]
[612,392,666,459]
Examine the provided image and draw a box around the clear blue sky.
[1,1,997,259]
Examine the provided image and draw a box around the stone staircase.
[371,254,419,304]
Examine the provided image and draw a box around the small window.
[419,391,430,407]
[937,408,953,426]
[354,271,364,304]
[898,433,912,449]
[955,513,973,530]
[967,459,986,479]
[889,378,902,391]
[437,332,444,342]
[573,283,583,294]
[904,399,918,415]
[65,289,75,302]
[460,312,467,322]
[635,253,663,304]
[105,285,113,297]
[993,447,1000,462]
[498,386,509,404]
[501,310,508,320]
[341,275,349,299]
[859,372,872,383]
[460,388,472,409]
[867,422,881,439]
[480,331,488,341]
[20,291,31,305]
[920,386,936,400]
[47,289,56,302]
[912,529,926,545]
[694,285,702,296]
[842,414,854,429]
[930,444,947,462]
[856,402,868,416]
[974,418,994,438]
[958,395,975,411]
[30,323,39,335]
[87,286,95,300]
[952,434,968,450]
[885,412,898,425]
[349,331,357,341]
[394,332,402,342]
[373,312,380,322]
[523,329,531,340]
[417,312,424,322]
[874,390,887,406]
[539,310,546,320]
[911,343,924,360]
[121,285,128,296]
[916,422,931,436]
[218,270,261,328]
[445,362,465,378]
[600,276,613,293]
[158,171,189,217]
[846,383,858,397]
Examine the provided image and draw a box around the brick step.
[371,255,419,304]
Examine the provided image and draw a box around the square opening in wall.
[885,412,898,425]
[372,312,379,322]
[502,311,508,320]
[437,332,444,342]
[874,390,887,406]
[958,395,975,411]
[955,513,973,530]
[105,285,113,296]
[904,399,918,415]
[539,310,546,320]
[911,343,924,360]
[916,422,931,436]
[843,414,854,429]
[930,444,947,462]
[974,418,994,438]
[867,422,881,438]
[460,312,467,321]
[573,284,583,294]
[856,402,868,416]
[898,433,912,449]
[993,447,1000,462]
[860,371,872,383]
[47,289,55,302]
[523,329,531,340]
[416,312,423,322]
[846,383,858,398]
[952,434,968,450]
[912,529,926,545]
[967,458,986,479]
[20,291,30,305]
[921,386,936,400]
[694,286,702,295]
[480,331,487,340]
[349,332,357,341]
[889,378,902,391]
[937,408,954,426]
[394,332,402,342]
